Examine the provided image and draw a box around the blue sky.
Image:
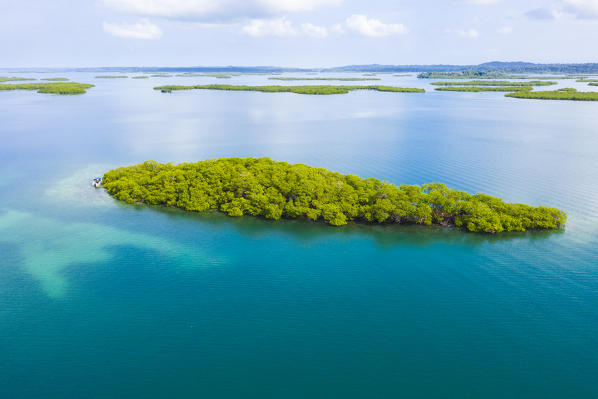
[2,0,598,67]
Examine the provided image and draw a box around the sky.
[2,0,598,67]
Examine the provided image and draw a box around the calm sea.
[1,73,597,398]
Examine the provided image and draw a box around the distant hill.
[5,62,598,74]
[475,61,598,74]
[328,62,598,74]
[325,64,468,72]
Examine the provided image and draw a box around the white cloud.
[102,19,162,39]
[563,0,598,18]
[102,0,342,21]
[345,14,408,37]
[497,25,513,34]
[445,28,480,38]
[330,23,345,34]
[262,0,343,12]
[242,17,297,37]
[524,1,598,20]
[525,7,559,19]
[302,22,328,38]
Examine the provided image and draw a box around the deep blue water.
[1,73,597,398]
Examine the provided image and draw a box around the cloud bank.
[102,0,343,21]
[345,14,408,37]
[563,0,598,18]
[242,17,297,37]
[525,0,598,20]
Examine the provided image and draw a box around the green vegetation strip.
[96,75,128,79]
[132,76,149,79]
[268,77,381,81]
[176,74,233,78]
[103,158,566,233]
[506,88,598,101]
[529,76,579,80]
[418,71,525,79]
[435,86,533,92]
[41,77,69,81]
[154,84,425,95]
[0,77,36,82]
[0,82,94,95]
[432,80,556,87]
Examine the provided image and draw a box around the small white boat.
[92,177,102,188]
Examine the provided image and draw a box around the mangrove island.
[432,80,556,87]
[506,88,598,101]
[268,77,381,81]
[418,71,524,79]
[102,158,566,233]
[0,76,36,82]
[0,82,95,95]
[435,86,534,92]
[154,84,425,95]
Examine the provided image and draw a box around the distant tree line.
[0,82,94,95]
[154,84,425,95]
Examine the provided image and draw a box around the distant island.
[268,77,381,81]
[176,73,235,78]
[506,88,598,101]
[431,80,556,87]
[102,158,566,233]
[436,86,533,92]
[0,76,37,82]
[428,79,598,100]
[0,82,94,95]
[154,84,425,95]
[433,80,552,93]
[418,71,526,79]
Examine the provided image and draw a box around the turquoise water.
[1,73,598,398]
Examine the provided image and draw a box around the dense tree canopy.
[418,71,523,79]
[154,84,425,95]
[103,158,566,233]
[506,88,598,101]
[432,80,556,87]
[268,77,381,81]
[174,73,237,78]
[435,86,533,92]
[0,76,36,82]
[0,82,94,95]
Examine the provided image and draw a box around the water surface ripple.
[1,72,597,398]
